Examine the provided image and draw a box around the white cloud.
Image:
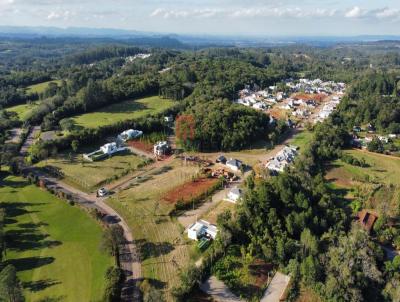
[47,10,74,20]
[345,6,367,18]
[150,6,338,19]
[150,8,220,19]
[374,7,400,20]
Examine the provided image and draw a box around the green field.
[26,80,62,94]
[0,174,113,301]
[6,102,38,120]
[326,149,400,187]
[71,96,175,128]
[290,130,313,151]
[36,151,148,192]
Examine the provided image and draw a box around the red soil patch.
[294,93,327,102]
[128,140,153,153]
[268,108,287,119]
[163,178,219,204]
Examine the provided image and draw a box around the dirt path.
[20,126,40,156]
[106,156,174,192]
[127,146,154,160]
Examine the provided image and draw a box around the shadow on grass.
[0,202,43,219]
[135,239,175,260]
[36,295,66,302]
[23,279,61,292]
[7,256,55,272]
[5,229,62,251]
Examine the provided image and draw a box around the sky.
[1,0,400,36]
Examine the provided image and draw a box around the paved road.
[200,276,243,302]
[260,272,290,302]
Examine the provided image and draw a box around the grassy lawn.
[0,174,113,302]
[71,96,175,129]
[290,130,313,151]
[26,80,62,94]
[36,150,148,192]
[326,149,400,187]
[201,200,236,225]
[106,159,200,301]
[6,102,38,121]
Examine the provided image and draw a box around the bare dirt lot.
[163,178,219,204]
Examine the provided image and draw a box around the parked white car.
[97,187,108,197]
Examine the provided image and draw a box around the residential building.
[188,220,218,241]
[227,187,242,203]
[226,158,242,172]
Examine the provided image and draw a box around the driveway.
[200,276,243,302]
[260,272,290,302]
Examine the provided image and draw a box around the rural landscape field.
[71,96,175,129]
[0,174,113,301]
[1,2,400,301]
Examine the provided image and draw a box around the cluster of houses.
[236,85,287,111]
[315,96,342,123]
[125,53,151,63]
[235,79,346,118]
[265,145,298,173]
[285,78,346,95]
[83,129,142,162]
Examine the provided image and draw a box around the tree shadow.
[7,256,55,272]
[36,295,66,302]
[138,240,174,260]
[146,278,167,290]
[23,279,61,292]
[5,228,62,251]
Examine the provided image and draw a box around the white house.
[100,143,119,155]
[227,187,242,203]
[226,158,242,172]
[188,220,218,241]
[118,129,143,142]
